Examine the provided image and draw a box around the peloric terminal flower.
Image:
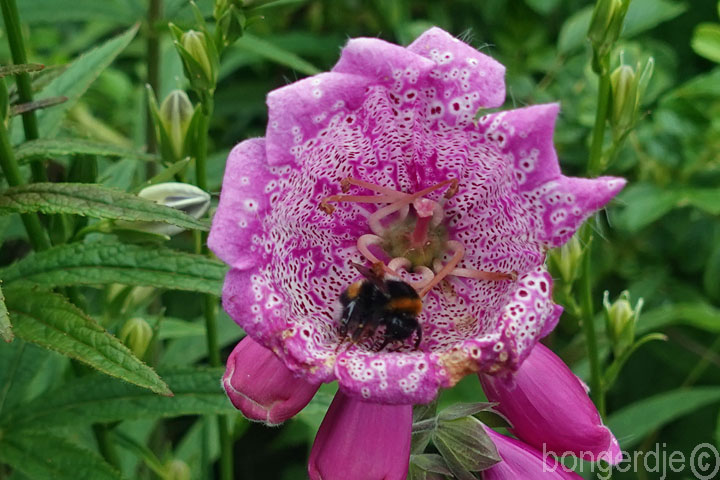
[209,27,625,406]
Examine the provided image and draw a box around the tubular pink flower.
[308,391,412,480]
[483,427,584,479]
[222,336,320,425]
[479,343,622,464]
[209,27,626,405]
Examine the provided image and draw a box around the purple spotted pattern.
[209,27,625,405]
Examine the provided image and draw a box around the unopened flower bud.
[610,57,654,139]
[170,25,219,93]
[588,0,630,71]
[119,317,153,358]
[159,90,194,161]
[603,290,643,357]
[548,234,584,285]
[117,182,210,237]
[163,459,191,480]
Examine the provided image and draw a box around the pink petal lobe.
[308,391,412,480]
[532,176,627,247]
[223,337,320,425]
[479,343,622,464]
[208,138,273,269]
[408,26,506,109]
[332,36,436,81]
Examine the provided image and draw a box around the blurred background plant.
[0,0,718,479]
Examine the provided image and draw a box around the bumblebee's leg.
[414,324,422,349]
[376,336,393,351]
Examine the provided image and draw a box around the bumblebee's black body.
[339,264,423,350]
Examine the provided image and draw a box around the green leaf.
[432,416,500,476]
[234,33,320,76]
[0,342,54,412]
[154,318,206,340]
[18,0,139,24]
[12,25,139,143]
[131,157,193,193]
[15,138,158,164]
[0,431,122,480]
[0,183,208,231]
[437,402,497,421]
[608,387,720,449]
[4,288,171,395]
[410,454,453,475]
[0,242,226,295]
[0,368,232,429]
[615,184,720,232]
[0,283,11,342]
[692,23,720,63]
[637,302,720,335]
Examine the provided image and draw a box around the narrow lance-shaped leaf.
[0,242,226,295]
[4,288,171,395]
[11,24,139,143]
[0,368,232,430]
[0,431,122,480]
[0,183,208,231]
[608,387,720,449]
[0,63,44,77]
[15,138,159,163]
[0,283,11,342]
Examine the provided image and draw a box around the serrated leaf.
[0,431,122,480]
[16,138,158,163]
[433,416,500,474]
[0,368,232,430]
[11,25,139,143]
[4,288,171,395]
[234,33,320,76]
[0,242,226,295]
[437,402,497,421]
[0,183,208,231]
[608,387,720,449]
[0,282,11,342]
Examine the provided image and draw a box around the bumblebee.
[339,262,423,351]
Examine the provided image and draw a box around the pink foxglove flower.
[223,336,320,425]
[308,391,412,480]
[483,427,583,479]
[480,343,622,464]
[209,27,624,406]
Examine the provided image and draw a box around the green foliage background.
[0,0,719,479]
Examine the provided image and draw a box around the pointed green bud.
[603,290,644,357]
[159,90,194,160]
[548,234,584,285]
[588,0,630,72]
[171,26,219,94]
[609,56,654,139]
[119,317,153,358]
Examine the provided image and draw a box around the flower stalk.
[0,79,51,252]
[0,0,47,182]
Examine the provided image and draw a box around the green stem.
[581,57,613,419]
[0,0,47,182]
[194,96,232,480]
[588,69,611,176]
[579,226,605,417]
[0,82,51,251]
[145,0,161,162]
